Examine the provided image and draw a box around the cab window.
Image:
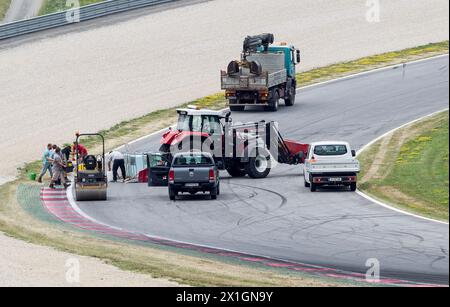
[314,145,348,156]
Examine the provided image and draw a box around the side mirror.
[296,50,301,64]
[351,150,356,157]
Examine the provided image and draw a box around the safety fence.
[0,0,177,40]
[124,153,148,182]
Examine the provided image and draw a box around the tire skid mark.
[40,188,445,287]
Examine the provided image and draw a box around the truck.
[302,141,360,192]
[168,152,220,200]
[221,33,301,112]
[151,106,309,183]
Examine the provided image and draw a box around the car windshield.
[173,154,213,166]
[177,114,221,134]
[314,145,348,156]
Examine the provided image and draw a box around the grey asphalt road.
[2,0,44,24]
[77,55,449,285]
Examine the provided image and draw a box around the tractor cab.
[161,107,231,147]
[175,107,231,135]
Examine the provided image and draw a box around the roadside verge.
[357,110,449,224]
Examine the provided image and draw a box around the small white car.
[303,141,360,192]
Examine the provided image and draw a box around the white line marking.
[356,108,450,225]
[299,54,449,91]
[66,185,127,232]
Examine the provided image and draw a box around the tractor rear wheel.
[226,162,247,177]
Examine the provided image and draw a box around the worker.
[37,143,54,183]
[49,147,70,189]
[73,142,88,163]
[108,150,126,182]
[61,144,72,161]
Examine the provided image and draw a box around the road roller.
[74,133,108,201]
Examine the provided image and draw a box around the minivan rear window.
[173,154,213,166]
[314,145,348,156]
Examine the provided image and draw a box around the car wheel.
[211,187,218,200]
[169,187,176,201]
[304,175,310,188]
[350,182,357,192]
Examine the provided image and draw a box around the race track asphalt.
[76,55,449,285]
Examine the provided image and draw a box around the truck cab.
[260,44,299,79]
[303,141,360,192]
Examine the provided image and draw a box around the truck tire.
[226,162,247,177]
[169,187,177,201]
[310,182,317,192]
[245,149,271,179]
[211,186,218,200]
[285,85,296,106]
[350,182,357,192]
[266,90,279,112]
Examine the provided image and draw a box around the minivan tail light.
[209,168,215,182]
[169,169,175,184]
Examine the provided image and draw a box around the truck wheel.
[169,187,177,200]
[211,187,218,200]
[226,162,247,177]
[245,150,271,179]
[350,182,357,192]
[266,91,279,112]
[285,86,296,106]
[310,182,317,192]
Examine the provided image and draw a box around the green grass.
[0,0,11,20]
[0,41,448,286]
[359,111,449,221]
[39,0,104,15]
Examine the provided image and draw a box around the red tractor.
[148,107,308,184]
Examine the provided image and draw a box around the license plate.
[185,183,199,187]
[329,177,342,182]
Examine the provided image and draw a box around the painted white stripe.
[356,108,450,225]
[299,54,449,91]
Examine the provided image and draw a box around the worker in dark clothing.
[108,151,126,182]
[61,145,72,161]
